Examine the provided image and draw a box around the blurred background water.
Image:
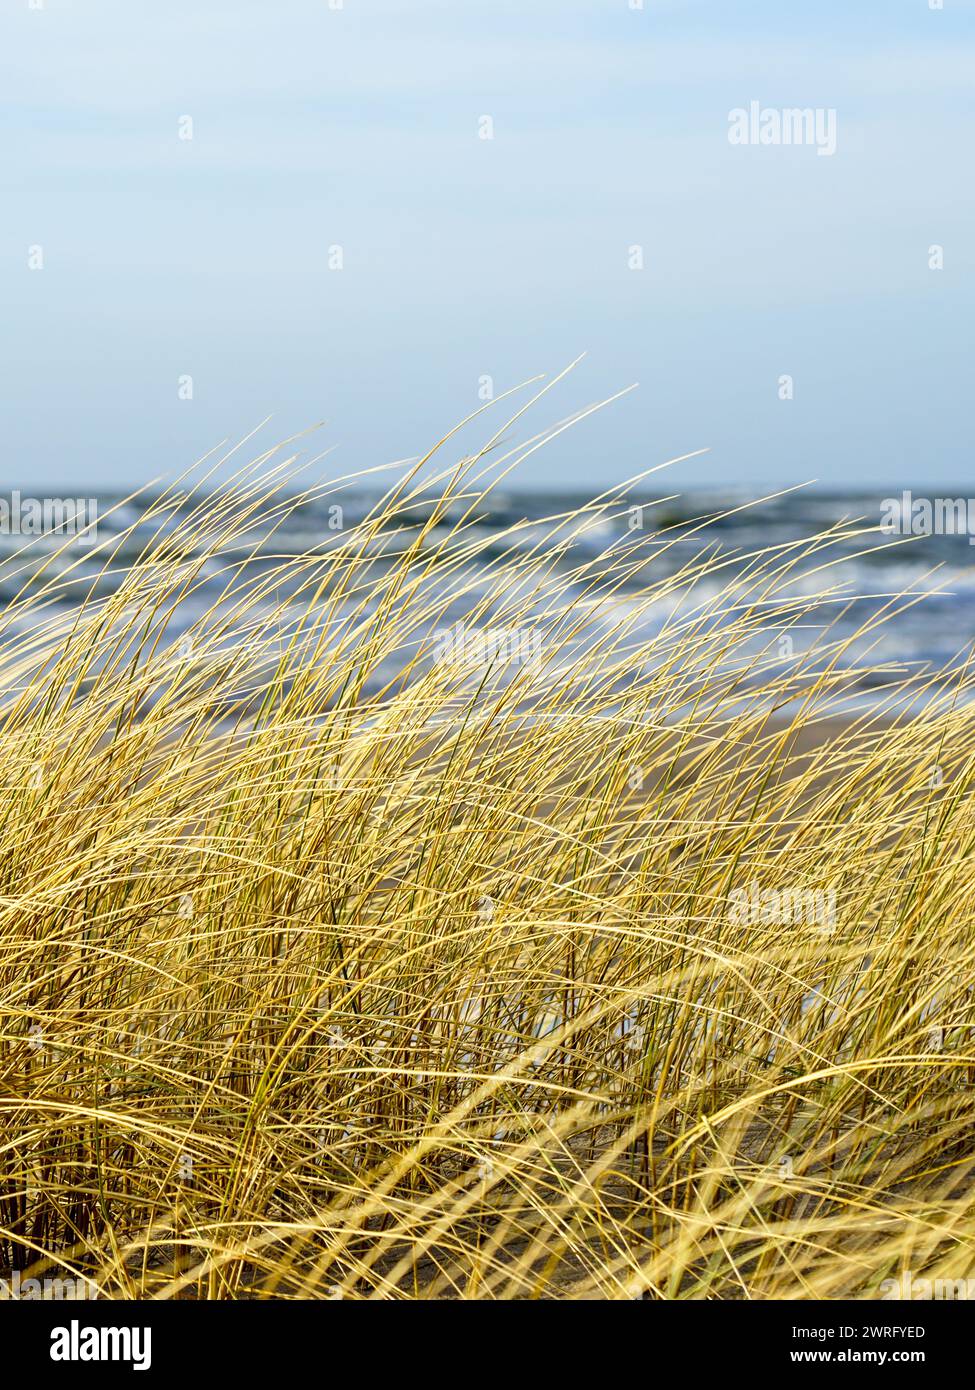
[2,487,972,713]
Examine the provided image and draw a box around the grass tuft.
[2,404,974,1299]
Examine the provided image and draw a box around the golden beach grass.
[2,392,975,1299]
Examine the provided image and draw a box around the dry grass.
[2,394,975,1299]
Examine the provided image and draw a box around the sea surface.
[2,487,973,714]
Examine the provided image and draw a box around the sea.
[1,486,973,716]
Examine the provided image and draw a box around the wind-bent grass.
[2,401,975,1300]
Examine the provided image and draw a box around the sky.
[2,0,974,494]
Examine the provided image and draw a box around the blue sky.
[2,0,973,492]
